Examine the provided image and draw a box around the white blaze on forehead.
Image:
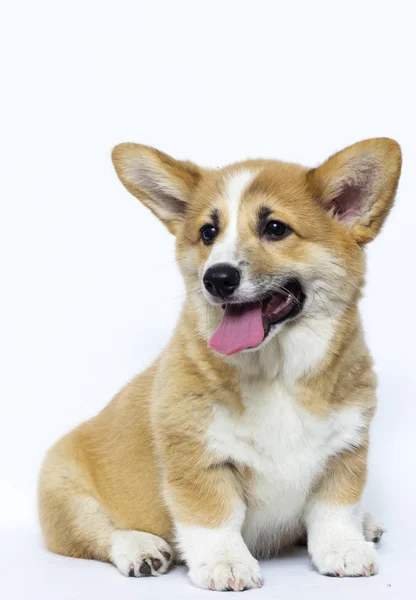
[205,169,258,269]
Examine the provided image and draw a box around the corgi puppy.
[39,138,401,590]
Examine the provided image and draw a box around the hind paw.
[110,530,173,577]
[363,512,385,544]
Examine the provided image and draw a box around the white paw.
[363,512,385,544]
[110,530,173,577]
[189,556,262,591]
[312,539,378,577]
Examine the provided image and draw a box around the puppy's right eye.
[200,224,218,245]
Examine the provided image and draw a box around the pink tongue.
[208,302,265,356]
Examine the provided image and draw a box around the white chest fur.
[206,377,366,557]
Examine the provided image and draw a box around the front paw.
[189,556,262,591]
[311,540,378,577]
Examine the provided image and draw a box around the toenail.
[151,558,162,570]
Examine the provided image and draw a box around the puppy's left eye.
[263,220,291,240]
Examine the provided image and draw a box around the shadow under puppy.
[39,138,401,590]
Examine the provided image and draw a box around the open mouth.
[208,279,305,356]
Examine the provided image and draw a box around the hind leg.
[38,448,173,577]
[363,513,385,544]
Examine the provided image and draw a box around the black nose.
[203,263,241,298]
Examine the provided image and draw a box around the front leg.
[305,443,378,577]
[176,502,262,591]
[162,437,261,591]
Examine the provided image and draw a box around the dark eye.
[263,220,291,239]
[200,224,218,245]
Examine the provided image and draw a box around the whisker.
[314,290,334,324]
[268,283,302,308]
[152,255,188,269]
[140,284,202,309]
[205,299,209,341]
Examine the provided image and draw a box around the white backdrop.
[1,1,415,598]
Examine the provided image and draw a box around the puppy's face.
[112,139,401,356]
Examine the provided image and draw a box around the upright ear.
[307,138,402,243]
[112,143,201,234]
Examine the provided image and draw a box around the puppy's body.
[39,139,401,590]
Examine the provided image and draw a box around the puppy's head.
[112,139,401,356]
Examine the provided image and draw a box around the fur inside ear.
[308,138,402,243]
[112,143,201,234]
